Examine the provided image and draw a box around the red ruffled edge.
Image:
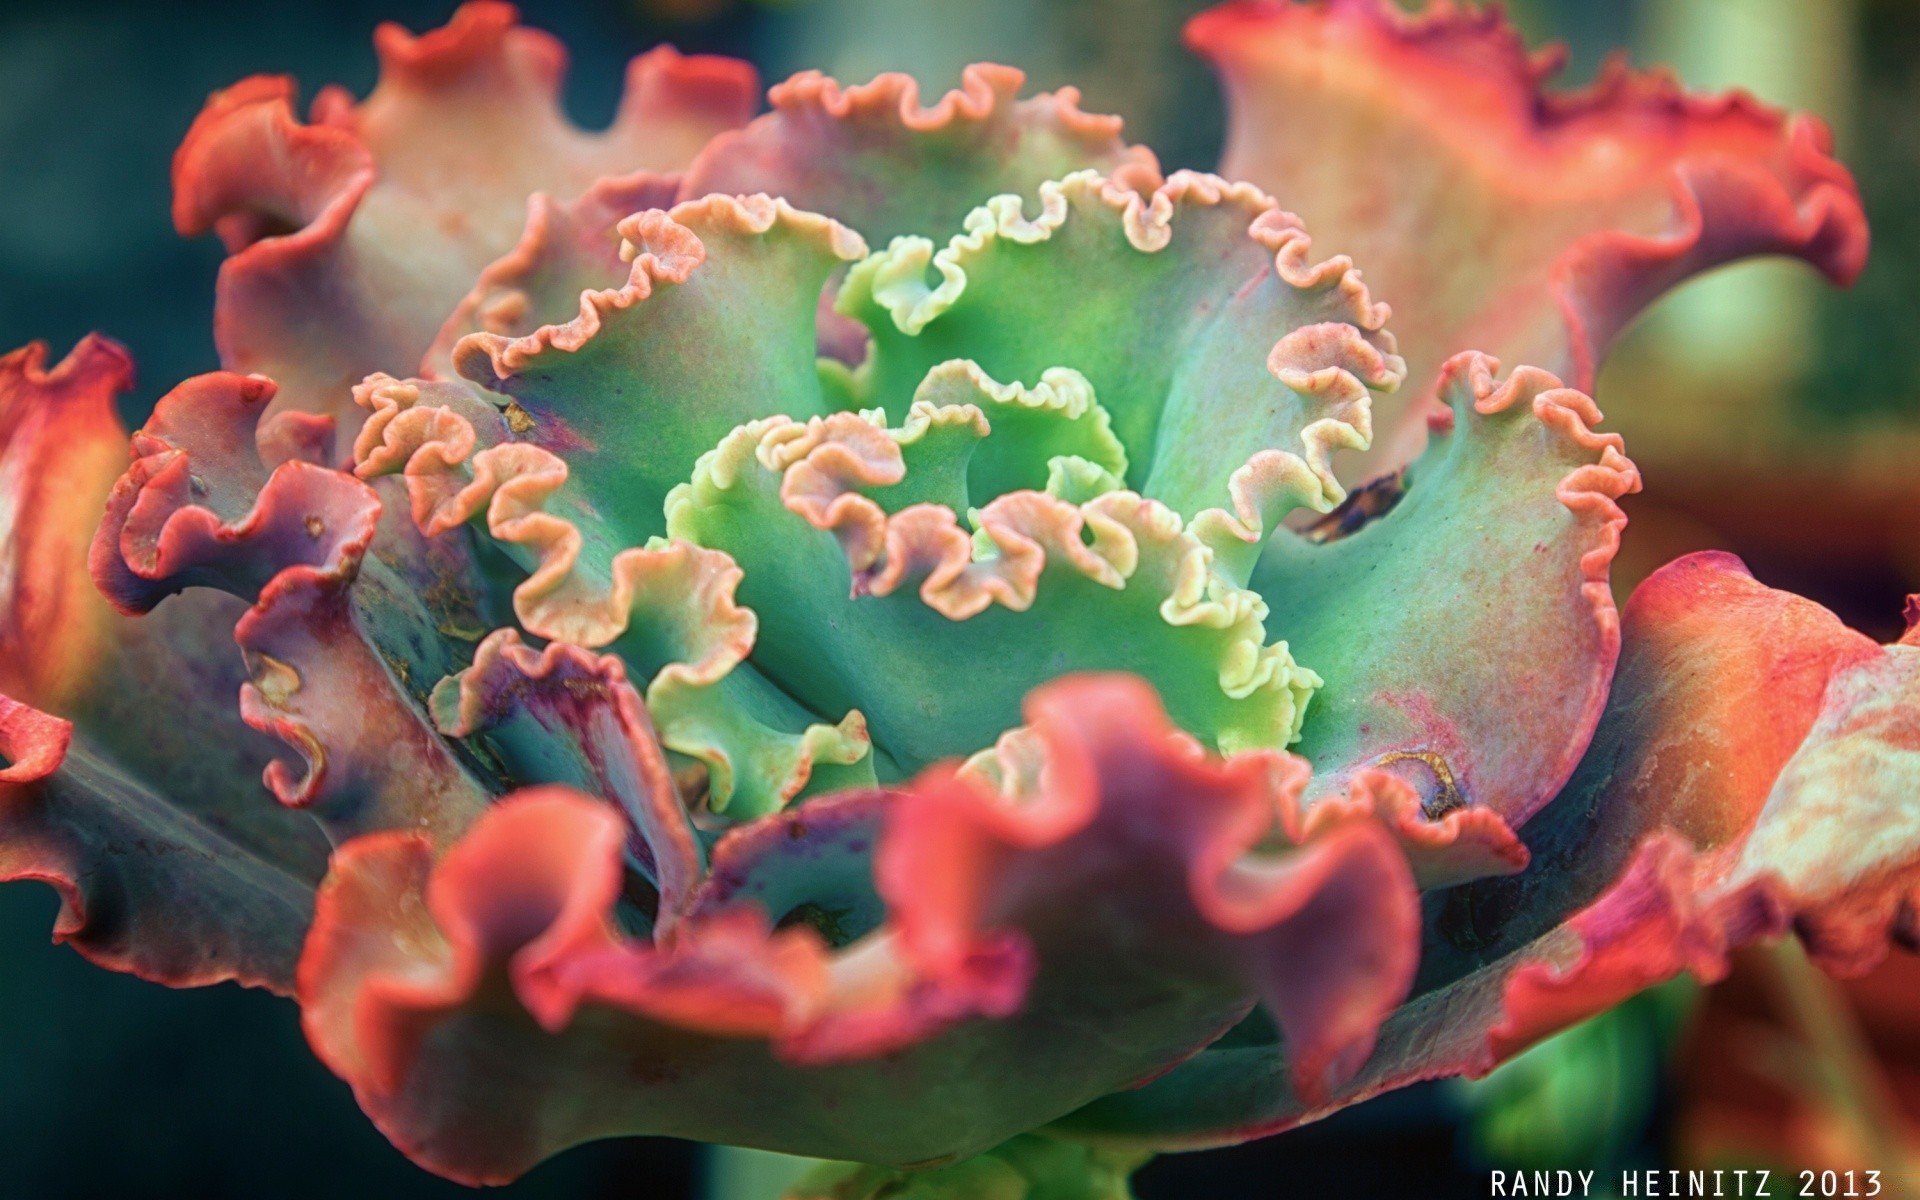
[81,372,491,835]
[0,699,88,971]
[296,675,1426,1180]
[421,170,682,378]
[170,74,377,395]
[362,0,562,92]
[1489,830,1787,1061]
[432,629,705,929]
[685,59,1154,179]
[879,679,1422,1100]
[1052,552,1917,1152]
[345,5,756,132]
[1186,0,1869,387]
[88,373,375,618]
[0,341,102,960]
[171,76,372,256]
[0,335,134,457]
[3,339,330,992]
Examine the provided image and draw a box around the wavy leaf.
[89,370,492,845]
[352,375,874,819]
[838,170,1403,518]
[453,194,869,545]
[1254,352,1639,827]
[683,63,1161,244]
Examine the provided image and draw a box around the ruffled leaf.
[89,370,492,845]
[172,2,757,432]
[453,194,870,545]
[908,359,1129,503]
[351,375,874,819]
[1189,0,1868,479]
[9,4,1898,1187]
[668,407,1321,770]
[1253,352,1639,827]
[296,675,1419,1183]
[429,629,703,928]
[683,63,1161,244]
[1053,552,1920,1149]
[1,339,328,992]
[423,172,682,380]
[838,170,1404,519]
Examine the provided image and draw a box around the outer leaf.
[171,2,757,433]
[295,676,1419,1183]
[0,339,131,710]
[1188,0,1868,479]
[0,339,328,992]
[1053,553,1920,1149]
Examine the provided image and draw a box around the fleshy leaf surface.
[423,171,682,381]
[668,408,1322,770]
[1254,352,1639,827]
[837,169,1404,517]
[454,194,870,546]
[429,629,704,928]
[351,372,875,820]
[3,3,1898,1188]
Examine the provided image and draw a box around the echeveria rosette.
[0,1,1911,1195]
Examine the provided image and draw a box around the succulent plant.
[2,1,1914,1194]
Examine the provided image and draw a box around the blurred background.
[2,0,1915,1196]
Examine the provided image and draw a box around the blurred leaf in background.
[1679,944,1920,1195]
[1459,979,1698,1180]
[1604,0,1920,641]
